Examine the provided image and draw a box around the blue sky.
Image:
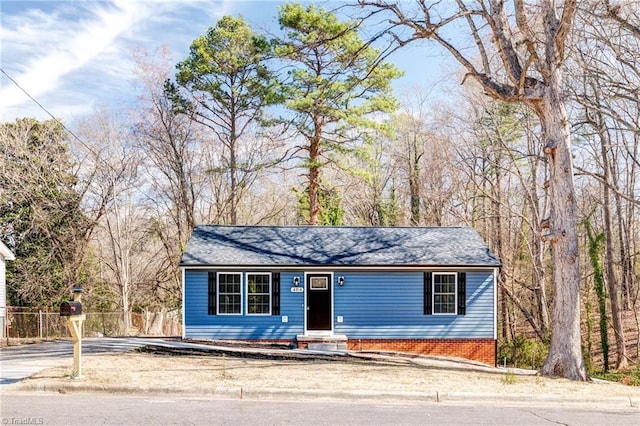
[0,0,454,123]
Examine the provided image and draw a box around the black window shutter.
[424,272,432,315]
[208,271,217,315]
[457,272,466,315]
[271,272,280,315]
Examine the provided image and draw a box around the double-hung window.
[423,271,466,316]
[218,272,242,314]
[208,271,280,316]
[433,272,457,315]
[246,273,271,315]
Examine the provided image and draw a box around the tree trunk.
[492,162,510,342]
[499,273,511,342]
[617,191,634,311]
[600,130,628,369]
[618,134,638,310]
[527,140,550,339]
[229,120,238,225]
[409,136,421,226]
[538,71,588,380]
[586,223,609,372]
[122,287,131,335]
[501,282,546,341]
[533,242,550,340]
[308,133,321,225]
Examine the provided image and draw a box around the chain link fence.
[4,307,181,339]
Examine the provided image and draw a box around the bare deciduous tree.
[362,0,587,379]
[133,47,198,249]
[567,0,640,369]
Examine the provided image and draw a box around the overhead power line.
[0,66,153,202]
[1,66,92,152]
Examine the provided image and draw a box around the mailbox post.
[60,286,85,378]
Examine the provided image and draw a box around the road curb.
[438,391,639,408]
[8,381,638,408]
[240,387,439,403]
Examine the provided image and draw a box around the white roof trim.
[0,241,15,261]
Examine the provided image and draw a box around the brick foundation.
[347,338,496,366]
[191,337,496,366]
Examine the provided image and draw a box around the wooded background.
[1,1,637,375]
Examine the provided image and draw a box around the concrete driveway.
[0,337,160,386]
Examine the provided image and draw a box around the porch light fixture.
[338,276,345,286]
[293,276,300,287]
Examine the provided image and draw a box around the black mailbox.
[60,301,82,316]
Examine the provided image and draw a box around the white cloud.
[0,1,267,122]
[0,1,154,119]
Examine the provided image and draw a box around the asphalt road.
[2,393,639,426]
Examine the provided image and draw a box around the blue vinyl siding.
[184,269,304,339]
[334,271,494,338]
[184,269,495,340]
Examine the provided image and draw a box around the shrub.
[591,365,640,386]
[498,335,548,369]
[501,370,517,384]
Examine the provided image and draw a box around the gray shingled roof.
[179,225,500,268]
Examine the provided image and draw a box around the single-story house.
[180,225,500,365]
[1,241,16,339]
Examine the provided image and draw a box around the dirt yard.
[14,347,640,403]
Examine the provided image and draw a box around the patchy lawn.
[13,348,639,403]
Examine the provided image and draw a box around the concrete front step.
[307,342,348,351]
[296,334,348,352]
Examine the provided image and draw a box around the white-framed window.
[217,272,242,315]
[246,272,271,315]
[309,276,328,290]
[433,272,457,315]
